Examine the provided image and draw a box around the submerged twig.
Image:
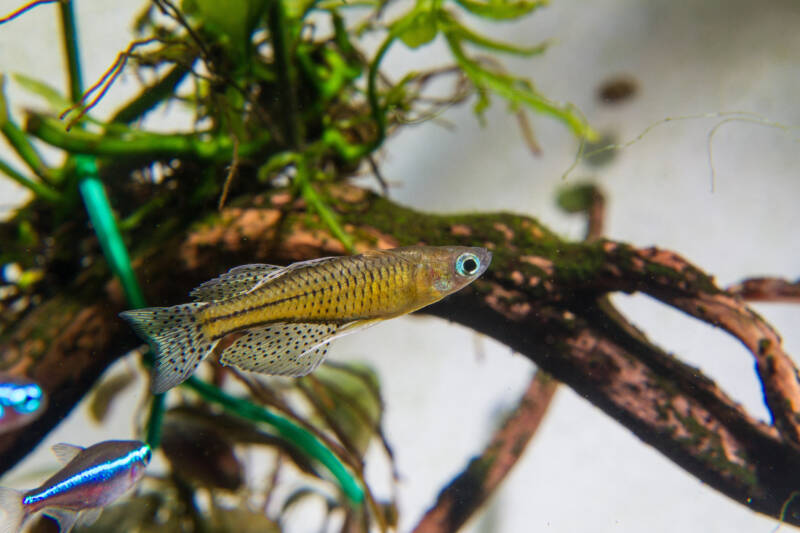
[728,277,800,303]
[217,137,240,211]
[60,37,163,129]
[0,0,58,25]
[413,371,558,533]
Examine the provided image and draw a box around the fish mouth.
[469,247,492,277]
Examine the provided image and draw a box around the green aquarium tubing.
[185,377,365,504]
[76,158,146,309]
[59,0,361,505]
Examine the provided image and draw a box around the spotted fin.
[190,264,283,302]
[219,319,382,377]
[120,303,219,394]
[52,443,84,465]
[219,323,340,376]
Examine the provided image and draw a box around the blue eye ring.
[455,253,481,276]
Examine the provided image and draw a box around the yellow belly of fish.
[199,262,419,339]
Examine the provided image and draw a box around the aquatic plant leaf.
[12,74,73,114]
[392,8,439,49]
[183,0,268,58]
[164,405,323,478]
[87,370,137,424]
[207,505,280,533]
[445,33,595,139]
[161,410,244,490]
[302,361,383,457]
[454,0,548,20]
[281,486,339,517]
[438,12,550,56]
[557,183,602,214]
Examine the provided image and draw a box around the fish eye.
[455,253,480,276]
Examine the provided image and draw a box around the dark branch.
[728,277,800,303]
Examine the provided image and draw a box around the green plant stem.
[445,33,594,139]
[296,159,354,252]
[301,180,354,252]
[320,33,394,163]
[0,158,61,203]
[0,77,58,185]
[268,0,302,148]
[58,0,83,103]
[184,376,364,505]
[27,114,272,162]
[366,34,394,152]
[110,63,190,124]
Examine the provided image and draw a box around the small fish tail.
[120,303,217,394]
[0,487,25,533]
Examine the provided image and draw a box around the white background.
[1,0,799,531]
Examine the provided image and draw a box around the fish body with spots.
[0,440,151,533]
[121,245,492,393]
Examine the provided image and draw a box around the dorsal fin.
[245,256,343,294]
[192,257,345,302]
[51,443,84,464]
[190,264,283,302]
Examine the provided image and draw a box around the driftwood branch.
[728,277,800,303]
[413,371,558,533]
[2,184,800,525]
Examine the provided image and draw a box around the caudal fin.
[0,487,25,533]
[120,303,218,394]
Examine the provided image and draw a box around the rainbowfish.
[0,374,46,435]
[0,440,151,533]
[121,245,491,393]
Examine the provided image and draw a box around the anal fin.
[80,507,103,527]
[219,323,339,377]
[45,508,79,533]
